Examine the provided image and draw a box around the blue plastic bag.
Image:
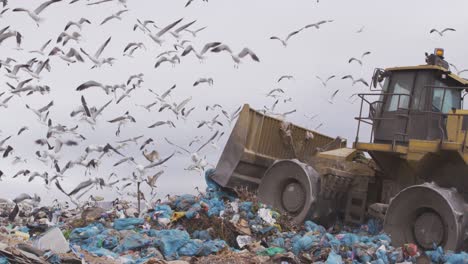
[326,251,343,264]
[69,223,105,241]
[114,233,151,253]
[114,218,144,230]
[152,229,190,260]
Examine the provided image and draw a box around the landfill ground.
[1,171,468,264]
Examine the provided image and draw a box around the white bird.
[197,115,223,130]
[154,55,180,68]
[348,51,371,66]
[270,29,303,47]
[149,18,183,45]
[316,75,336,87]
[304,20,334,30]
[193,77,213,87]
[64,18,91,31]
[170,20,197,39]
[116,135,144,145]
[356,26,365,33]
[24,58,50,79]
[76,80,121,95]
[221,106,241,125]
[342,75,369,87]
[29,39,52,55]
[277,75,294,82]
[184,26,207,37]
[25,100,53,122]
[148,120,176,128]
[181,42,221,62]
[185,0,208,7]
[123,42,146,57]
[116,86,136,104]
[49,47,84,63]
[100,9,128,25]
[56,31,81,45]
[108,111,136,136]
[80,36,114,68]
[430,28,456,37]
[0,94,13,108]
[211,45,260,67]
[4,63,30,80]
[327,89,339,104]
[77,95,112,126]
[12,0,62,26]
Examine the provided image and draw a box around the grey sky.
[0,0,467,204]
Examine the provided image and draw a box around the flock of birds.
[0,0,464,208]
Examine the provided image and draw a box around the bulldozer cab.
[357,49,468,145]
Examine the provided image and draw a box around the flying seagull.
[342,75,369,87]
[270,28,303,47]
[348,51,371,66]
[430,28,456,37]
[12,0,62,26]
[316,75,336,87]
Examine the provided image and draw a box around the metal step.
[344,191,368,225]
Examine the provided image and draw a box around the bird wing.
[238,48,259,61]
[87,0,113,5]
[124,42,136,53]
[285,29,301,41]
[100,15,116,25]
[34,0,61,15]
[361,51,371,58]
[441,28,456,33]
[76,80,103,91]
[144,152,175,169]
[348,57,362,65]
[94,36,111,58]
[175,20,196,33]
[38,101,53,113]
[164,137,190,154]
[161,84,176,99]
[211,44,232,54]
[355,79,369,86]
[326,75,336,82]
[113,157,131,167]
[80,96,91,117]
[196,130,219,152]
[429,29,439,34]
[201,42,221,54]
[108,116,126,123]
[176,97,192,111]
[68,180,92,196]
[342,75,354,81]
[40,39,52,51]
[156,18,183,37]
[96,99,112,116]
[116,9,128,16]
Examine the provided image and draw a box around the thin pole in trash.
[137,181,141,215]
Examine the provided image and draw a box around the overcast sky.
[1,0,468,204]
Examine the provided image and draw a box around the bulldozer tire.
[258,159,320,223]
[384,183,468,251]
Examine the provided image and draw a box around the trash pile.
[0,170,468,263]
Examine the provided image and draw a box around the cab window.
[386,72,414,111]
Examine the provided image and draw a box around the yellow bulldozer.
[210,48,468,251]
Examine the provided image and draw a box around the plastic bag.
[152,229,190,260]
[70,223,105,241]
[114,218,144,230]
[114,233,151,253]
[326,251,343,264]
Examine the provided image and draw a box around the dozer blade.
[211,104,346,190]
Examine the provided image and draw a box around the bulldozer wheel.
[258,159,320,223]
[384,183,467,251]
